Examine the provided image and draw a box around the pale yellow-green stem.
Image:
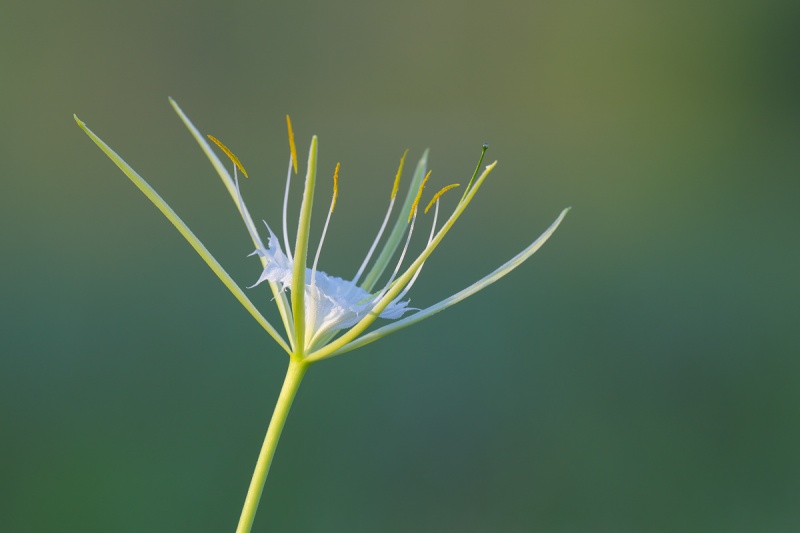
[236,359,309,533]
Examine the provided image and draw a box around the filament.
[374,209,417,302]
[408,170,431,223]
[350,151,407,286]
[282,156,293,261]
[311,163,340,287]
[207,135,248,178]
[395,198,440,301]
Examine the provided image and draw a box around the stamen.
[395,259,423,302]
[408,170,432,223]
[331,162,339,213]
[395,197,440,301]
[283,117,299,260]
[391,149,408,200]
[286,115,298,174]
[424,183,460,214]
[207,135,248,178]
[350,150,407,286]
[397,163,488,303]
[428,200,441,243]
[375,209,417,301]
[282,156,294,261]
[311,163,340,287]
[227,156,265,252]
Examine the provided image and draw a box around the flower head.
[74,100,569,364]
[251,224,413,349]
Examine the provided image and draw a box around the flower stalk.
[236,359,308,533]
[74,99,569,532]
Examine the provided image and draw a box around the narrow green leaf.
[75,115,292,355]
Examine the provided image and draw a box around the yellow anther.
[424,183,460,214]
[408,170,431,222]
[391,149,408,200]
[207,135,249,178]
[331,162,340,213]
[286,115,298,174]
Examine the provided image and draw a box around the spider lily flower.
[74,100,569,363]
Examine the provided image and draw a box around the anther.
[408,170,431,222]
[331,162,340,213]
[424,183,460,214]
[207,135,248,178]
[286,115,298,174]
[391,149,408,200]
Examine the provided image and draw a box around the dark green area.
[2,1,799,531]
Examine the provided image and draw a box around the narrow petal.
[169,98,260,246]
[305,161,498,362]
[169,98,296,347]
[318,207,570,358]
[350,150,407,286]
[75,115,292,355]
[360,150,429,292]
[291,136,318,353]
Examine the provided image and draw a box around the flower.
[250,225,413,349]
[74,99,569,363]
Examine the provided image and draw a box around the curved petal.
[169,98,296,346]
[75,115,292,355]
[360,150,429,291]
[316,207,570,359]
[304,161,499,362]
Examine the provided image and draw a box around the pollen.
[286,115,298,174]
[391,149,408,200]
[408,170,432,222]
[331,162,340,213]
[424,183,460,214]
[207,135,249,178]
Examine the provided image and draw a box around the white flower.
[251,225,412,348]
[74,99,570,363]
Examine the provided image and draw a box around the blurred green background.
[2,1,799,531]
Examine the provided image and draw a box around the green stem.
[236,359,308,533]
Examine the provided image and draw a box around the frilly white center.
[251,226,412,349]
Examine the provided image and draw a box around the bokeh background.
[2,1,799,531]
